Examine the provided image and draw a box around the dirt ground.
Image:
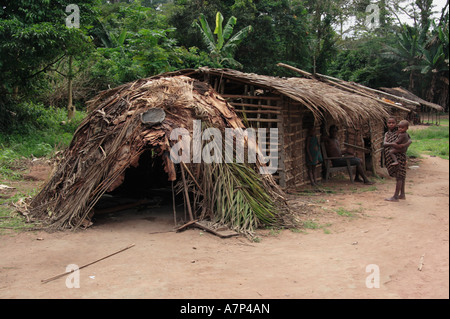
[0,152,448,299]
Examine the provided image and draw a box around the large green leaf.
[214,12,224,50]
[222,25,253,56]
[223,16,237,41]
[117,29,127,46]
[194,13,216,54]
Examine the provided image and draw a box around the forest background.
[0,0,448,168]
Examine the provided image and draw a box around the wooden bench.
[321,143,357,183]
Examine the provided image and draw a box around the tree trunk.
[437,76,449,112]
[409,70,415,92]
[426,73,437,103]
[67,55,75,121]
[313,54,317,75]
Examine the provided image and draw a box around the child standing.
[306,126,323,186]
[388,120,411,166]
[383,117,412,202]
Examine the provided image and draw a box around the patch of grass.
[335,207,354,217]
[301,220,332,234]
[252,236,261,243]
[439,118,449,126]
[422,118,449,127]
[335,207,363,218]
[303,220,320,229]
[268,228,282,236]
[290,228,307,234]
[408,123,449,160]
[351,185,378,193]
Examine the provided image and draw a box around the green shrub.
[0,101,86,172]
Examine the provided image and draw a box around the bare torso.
[324,137,342,158]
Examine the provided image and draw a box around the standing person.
[305,126,322,186]
[383,117,413,202]
[388,120,411,166]
[323,125,375,185]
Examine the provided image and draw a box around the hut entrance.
[110,150,171,200]
[93,149,183,223]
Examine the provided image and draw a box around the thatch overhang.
[275,64,419,113]
[156,67,395,128]
[380,87,444,112]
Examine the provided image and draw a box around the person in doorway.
[305,126,323,186]
[383,117,413,202]
[323,125,375,185]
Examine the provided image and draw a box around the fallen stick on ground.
[41,243,135,284]
[175,219,198,232]
[175,220,239,239]
[192,221,239,239]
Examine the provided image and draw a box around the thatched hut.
[28,76,295,236]
[156,67,415,188]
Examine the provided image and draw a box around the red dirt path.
[0,155,448,299]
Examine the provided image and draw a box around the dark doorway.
[93,149,184,224]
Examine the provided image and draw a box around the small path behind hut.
[0,155,448,299]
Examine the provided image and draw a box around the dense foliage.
[1,0,448,132]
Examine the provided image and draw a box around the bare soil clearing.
[0,154,448,299]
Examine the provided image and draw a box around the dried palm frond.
[193,161,277,236]
[174,120,292,237]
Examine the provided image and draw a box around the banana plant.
[419,23,449,101]
[421,23,449,75]
[193,12,252,69]
[383,24,428,90]
[420,43,448,75]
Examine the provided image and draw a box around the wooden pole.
[171,181,177,226]
[41,244,135,284]
[180,164,194,221]
[343,142,370,152]
[181,162,203,194]
[277,63,314,79]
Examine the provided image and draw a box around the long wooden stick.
[175,219,198,232]
[343,142,370,152]
[181,162,203,195]
[41,244,135,284]
[277,63,314,79]
[171,181,177,226]
[315,71,421,107]
[180,164,194,221]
